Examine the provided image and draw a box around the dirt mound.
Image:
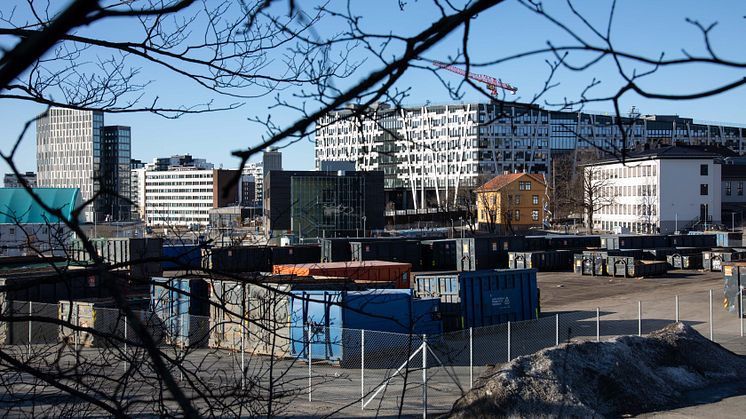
[447,323,746,418]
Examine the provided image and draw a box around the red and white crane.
[432,60,517,96]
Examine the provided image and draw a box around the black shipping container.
[574,253,606,276]
[666,253,703,270]
[202,246,271,273]
[421,239,458,271]
[703,250,746,272]
[270,245,321,266]
[509,250,573,271]
[546,235,601,250]
[601,235,670,250]
[320,238,405,263]
[350,240,422,271]
[669,234,717,248]
[455,237,508,271]
[607,256,668,277]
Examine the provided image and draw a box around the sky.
[1,0,745,174]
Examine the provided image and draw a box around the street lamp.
[450,218,454,239]
[361,215,367,238]
[459,217,464,239]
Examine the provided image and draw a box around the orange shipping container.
[272,260,412,289]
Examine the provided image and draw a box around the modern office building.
[101,126,132,221]
[144,168,239,226]
[316,102,746,211]
[264,170,384,238]
[242,149,282,205]
[36,107,131,223]
[586,146,721,234]
[262,148,282,175]
[152,154,213,171]
[3,171,37,188]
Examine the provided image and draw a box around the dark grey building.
[102,126,132,221]
[264,170,384,238]
[3,171,37,188]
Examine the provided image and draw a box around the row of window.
[724,181,745,196]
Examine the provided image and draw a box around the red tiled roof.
[476,173,546,192]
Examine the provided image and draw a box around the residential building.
[3,171,37,188]
[316,102,746,211]
[475,173,548,233]
[0,188,81,256]
[36,107,131,223]
[131,166,147,221]
[240,174,256,206]
[144,169,239,226]
[264,170,384,238]
[587,146,721,234]
[721,162,746,227]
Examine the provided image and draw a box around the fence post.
[241,318,245,390]
[469,327,473,389]
[123,314,128,372]
[675,295,679,323]
[709,289,714,341]
[637,301,642,337]
[422,334,427,419]
[555,314,559,346]
[360,329,365,410]
[307,324,312,402]
[738,285,743,337]
[596,307,600,342]
[28,301,32,357]
[507,321,511,361]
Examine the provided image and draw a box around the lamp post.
[459,217,464,239]
[450,218,454,239]
[361,215,367,238]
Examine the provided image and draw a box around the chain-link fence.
[1,288,745,416]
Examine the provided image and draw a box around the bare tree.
[581,164,617,233]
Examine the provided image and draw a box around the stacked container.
[723,263,746,316]
[151,277,210,347]
[202,246,272,273]
[270,245,321,266]
[413,269,539,331]
[508,250,573,271]
[350,240,422,271]
[71,237,163,279]
[273,260,412,288]
[420,239,458,271]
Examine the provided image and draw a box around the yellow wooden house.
[475,173,548,232]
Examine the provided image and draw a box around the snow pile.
[448,323,746,418]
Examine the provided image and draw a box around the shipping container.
[508,250,573,271]
[455,236,524,271]
[420,239,457,271]
[545,235,600,250]
[162,244,202,270]
[601,235,670,250]
[151,277,210,347]
[574,254,605,276]
[714,232,743,248]
[320,238,406,263]
[523,236,549,251]
[270,245,321,266]
[202,246,272,273]
[71,237,163,279]
[208,277,379,356]
[723,263,746,316]
[413,269,539,331]
[273,260,412,288]
[670,234,717,248]
[350,240,422,271]
[666,253,703,270]
[287,289,442,365]
[607,256,668,278]
[703,249,746,271]
[58,297,154,347]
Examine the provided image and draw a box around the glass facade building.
[289,175,366,238]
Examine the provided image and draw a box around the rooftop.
[476,173,546,192]
[0,188,81,224]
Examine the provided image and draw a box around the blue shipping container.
[161,245,202,270]
[288,289,441,364]
[151,277,210,347]
[413,269,539,331]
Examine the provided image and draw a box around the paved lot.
[2,269,745,417]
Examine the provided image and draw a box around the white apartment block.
[316,102,746,211]
[588,147,721,234]
[131,167,146,220]
[144,170,215,226]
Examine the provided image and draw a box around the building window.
[739,182,744,196]
[700,184,708,196]
[514,209,520,221]
[519,181,531,190]
[532,210,539,221]
[532,195,539,205]
[726,182,732,196]
[514,195,521,205]
[700,164,708,176]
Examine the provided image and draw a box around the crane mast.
[432,60,517,96]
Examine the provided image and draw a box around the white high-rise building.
[36,107,131,223]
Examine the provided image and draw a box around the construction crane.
[432,60,517,96]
